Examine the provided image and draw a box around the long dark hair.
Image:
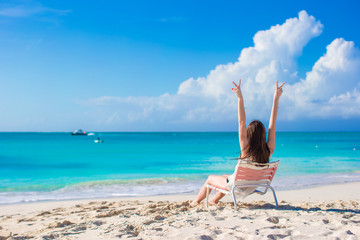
[242,120,270,164]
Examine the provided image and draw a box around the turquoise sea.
[1,132,360,204]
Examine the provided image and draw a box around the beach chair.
[205,160,279,209]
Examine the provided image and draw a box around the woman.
[191,79,285,206]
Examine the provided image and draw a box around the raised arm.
[232,80,248,155]
[267,80,285,155]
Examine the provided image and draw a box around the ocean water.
[1,132,360,204]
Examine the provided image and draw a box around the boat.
[71,129,87,135]
[94,137,104,143]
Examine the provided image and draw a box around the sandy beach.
[0,182,359,239]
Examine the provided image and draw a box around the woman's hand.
[232,79,242,99]
[274,80,285,100]
[268,80,285,155]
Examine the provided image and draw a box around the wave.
[0,176,205,192]
[0,177,203,205]
[69,177,196,187]
[272,171,360,190]
[1,172,360,205]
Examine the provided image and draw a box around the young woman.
[191,79,285,206]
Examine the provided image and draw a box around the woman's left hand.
[274,80,285,100]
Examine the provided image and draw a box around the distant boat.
[71,129,87,135]
[88,133,95,136]
[94,137,104,143]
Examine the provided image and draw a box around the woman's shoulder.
[237,156,252,163]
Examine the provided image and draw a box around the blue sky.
[0,0,360,131]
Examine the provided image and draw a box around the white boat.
[94,138,104,143]
[72,129,87,135]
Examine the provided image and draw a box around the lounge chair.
[205,160,279,209]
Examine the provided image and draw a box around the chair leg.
[205,186,210,208]
[268,186,278,209]
[232,189,237,210]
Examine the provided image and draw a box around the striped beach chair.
[205,160,279,209]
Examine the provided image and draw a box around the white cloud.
[0,2,71,18]
[79,10,360,130]
[284,38,360,119]
[326,89,360,117]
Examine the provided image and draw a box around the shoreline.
[2,173,360,207]
[1,181,360,213]
[1,180,360,208]
[1,181,359,239]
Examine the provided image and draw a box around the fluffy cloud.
[79,10,360,129]
[285,38,360,119]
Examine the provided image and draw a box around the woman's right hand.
[274,80,285,100]
[232,79,242,99]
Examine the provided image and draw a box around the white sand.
[1,182,360,239]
